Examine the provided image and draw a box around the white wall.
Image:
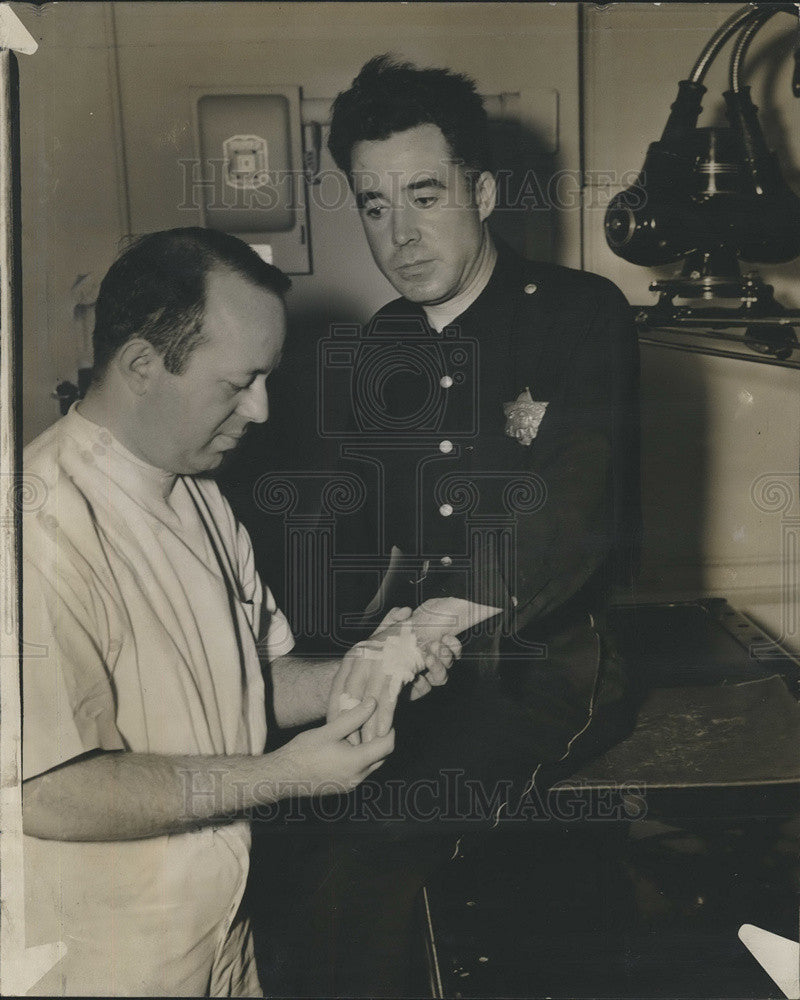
[16,3,126,442]
[15,1,582,440]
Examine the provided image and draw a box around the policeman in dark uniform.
[266,55,641,996]
[324,54,641,808]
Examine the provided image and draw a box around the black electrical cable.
[690,4,797,85]
[730,8,779,92]
[690,5,764,84]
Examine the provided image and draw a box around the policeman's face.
[351,123,496,305]
[138,268,285,474]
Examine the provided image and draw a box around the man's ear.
[114,338,161,396]
[475,170,497,223]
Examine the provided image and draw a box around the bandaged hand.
[406,597,506,701]
[328,607,460,744]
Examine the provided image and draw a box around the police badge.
[503,388,548,446]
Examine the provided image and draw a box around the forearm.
[270,654,340,728]
[22,748,295,842]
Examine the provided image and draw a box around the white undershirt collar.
[69,403,178,502]
[422,233,498,332]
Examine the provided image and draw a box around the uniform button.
[439,503,453,517]
[440,555,453,566]
[524,283,538,295]
[439,439,453,454]
[440,375,454,389]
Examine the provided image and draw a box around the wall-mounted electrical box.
[191,86,311,273]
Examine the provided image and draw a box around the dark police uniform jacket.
[333,241,642,803]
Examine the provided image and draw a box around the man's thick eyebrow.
[356,190,384,208]
[407,177,446,192]
[355,177,446,208]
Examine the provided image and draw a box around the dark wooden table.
[419,599,800,998]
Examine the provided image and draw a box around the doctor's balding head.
[82,228,290,475]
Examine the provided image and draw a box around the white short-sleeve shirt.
[22,406,294,996]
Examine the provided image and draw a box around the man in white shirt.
[21,227,456,996]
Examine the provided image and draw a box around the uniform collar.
[387,239,546,336]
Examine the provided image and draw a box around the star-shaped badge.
[503,388,548,446]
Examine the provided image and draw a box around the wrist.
[259,743,312,803]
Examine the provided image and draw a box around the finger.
[361,673,395,743]
[326,697,377,740]
[408,673,432,701]
[330,649,359,743]
[328,664,350,723]
[424,638,453,672]
[441,634,462,659]
[361,664,386,743]
[372,674,401,740]
[361,717,375,745]
[376,606,412,633]
[428,638,455,669]
[423,651,449,687]
[337,692,364,745]
[357,728,395,768]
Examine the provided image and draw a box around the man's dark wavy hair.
[328,54,492,183]
[91,227,291,380]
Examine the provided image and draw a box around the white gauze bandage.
[338,621,426,713]
[380,621,426,700]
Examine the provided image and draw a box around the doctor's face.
[351,123,496,305]
[140,267,285,475]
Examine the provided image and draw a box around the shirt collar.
[68,403,178,502]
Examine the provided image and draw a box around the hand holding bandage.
[328,606,461,744]
[328,600,500,744]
